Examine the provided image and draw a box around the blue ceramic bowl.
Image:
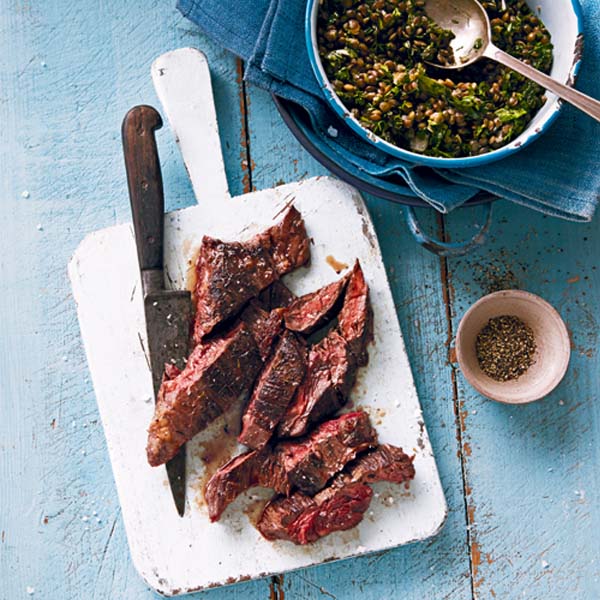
[306,0,584,169]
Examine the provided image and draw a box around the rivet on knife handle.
[122,105,165,293]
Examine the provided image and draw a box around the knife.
[122,105,191,517]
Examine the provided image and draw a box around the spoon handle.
[484,45,600,123]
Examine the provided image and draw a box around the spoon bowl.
[424,0,490,68]
[424,0,600,121]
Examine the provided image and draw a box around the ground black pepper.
[476,315,536,381]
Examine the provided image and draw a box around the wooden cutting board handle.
[122,105,165,290]
[152,48,230,205]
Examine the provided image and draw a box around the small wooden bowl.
[455,290,571,404]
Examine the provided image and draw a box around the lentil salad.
[317,0,554,158]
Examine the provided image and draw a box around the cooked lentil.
[476,315,536,381]
[317,0,553,158]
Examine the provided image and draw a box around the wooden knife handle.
[122,105,165,290]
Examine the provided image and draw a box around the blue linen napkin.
[178,0,599,221]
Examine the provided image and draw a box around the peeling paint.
[269,575,285,600]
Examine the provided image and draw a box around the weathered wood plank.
[0,1,264,599]
[244,84,473,599]
[3,0,598,597]
[444,201,600,599]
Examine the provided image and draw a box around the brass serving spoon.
[424,0,600,122]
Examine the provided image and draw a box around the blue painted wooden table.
[1,2,599,599]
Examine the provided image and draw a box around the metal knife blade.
[122,105,191,517]
[144,289,190,517]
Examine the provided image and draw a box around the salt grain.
[82,516,89,522]
[36,224,43,231]
[26,586,35,595]
[327,126,339,138]
[21,190,30,199]
[541,560,550,569]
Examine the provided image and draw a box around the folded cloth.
[178,0,599,221]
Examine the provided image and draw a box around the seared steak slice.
[284,274,349,335]
[259,482,372,544]
[258,444,415,544]
[205,449,268,522]
[338,260,373,366]
[239,300,284,361]
[192,207,310,342]
[239,332,307,449]
[277,410,377,495]
[278,330,356,438]
[192,236,277,343]
[205,411,377,520]
[258,280,296,310]
[258,205,310,276]
[346,444,415,485]
[146,323,262,467]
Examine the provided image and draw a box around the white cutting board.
[68,48,446,596]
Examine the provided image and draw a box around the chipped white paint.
[68,48,446,596]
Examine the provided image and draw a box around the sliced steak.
[258,280,296,310]
[258,482,372,544]
[204,448,267,522]
[192,206,309,342]
[239,332,307,450]
[278,330,356,438]
[346,444,415,485]
[258,443,415,544]
[258,205,310,276]
[146,323,262,467]
[338,260,373,366]
[277,410,377,495]
[284,274,349,335]
[239,300,284,361]
[192,236,277,343]
[204,411,377,520]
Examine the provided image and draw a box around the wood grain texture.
[1,0,598,598]
[444,204,600,599]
